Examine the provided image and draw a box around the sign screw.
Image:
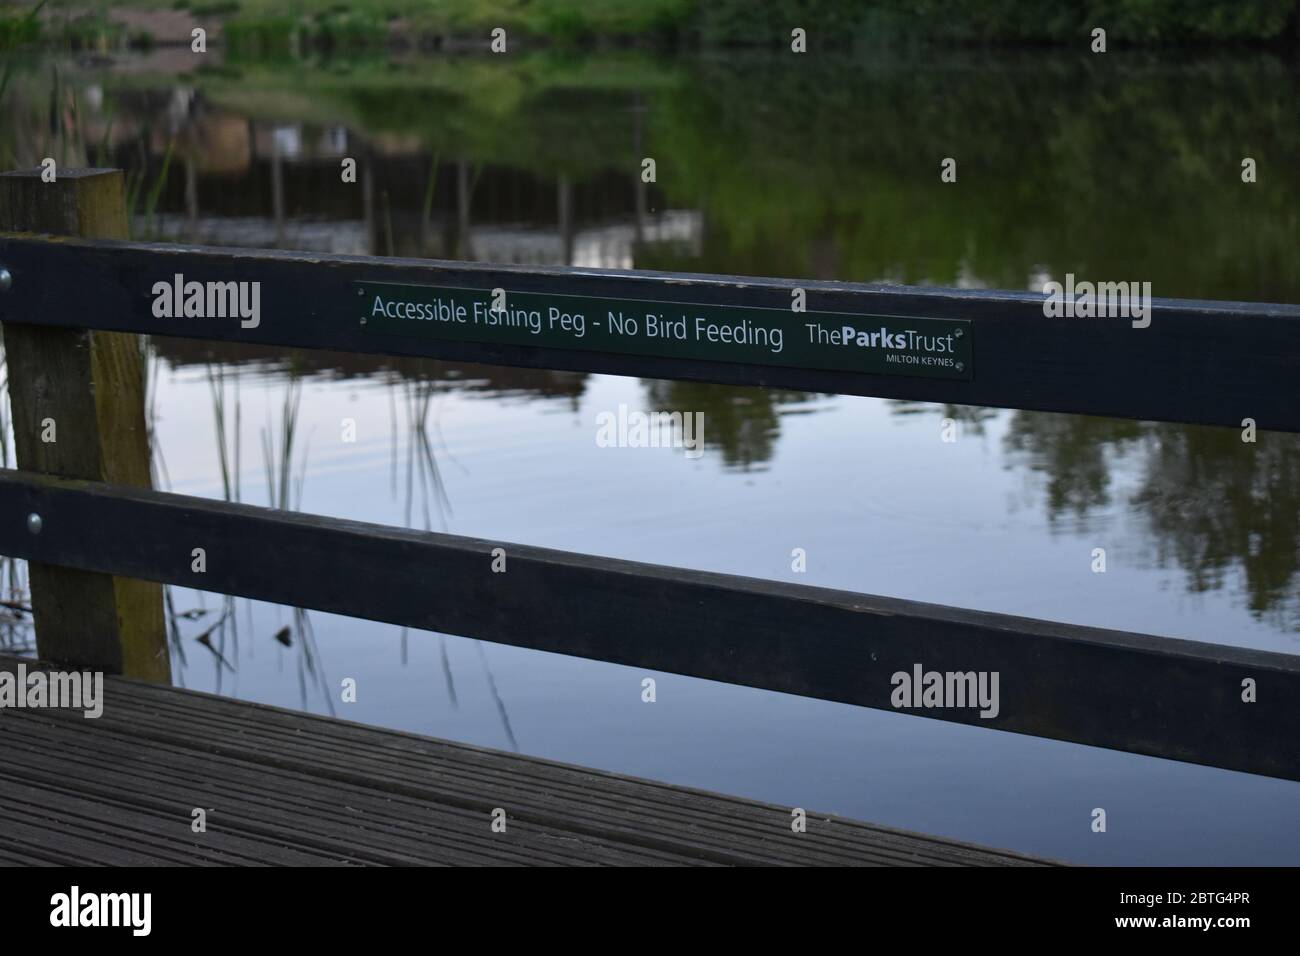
[956,362,965,373]
[26,512,42,534]
[360,316,367,325]
[954,328,963,338]
[357,287,364,296]
[0,268,12,292]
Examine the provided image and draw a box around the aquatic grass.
[380,187,394,255]
[206,361,243,503]
[223,14,298,62]
[142,347,195,674]
[290,606,334,715]
[166,367,330,695]
[439,635,457,707]
[474,639,518,752]
[141,139,174,239]
[397,378,451,531]
[420,150,440,234]
[260,374,310,512]
[123,132,174,240]
[192,607,235,671]
[91,110,116,168]
[0,60,14,108]
[143,347,174,491]
[0,61,14,169]
[152,364,336,702]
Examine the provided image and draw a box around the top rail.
[2,233,1299,431]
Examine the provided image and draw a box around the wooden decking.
[0,656,1049,866]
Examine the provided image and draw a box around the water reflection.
[882,398,1300,629]
[1003,410,1144,524]
[645,380,807,471]
[1136,423,1300,629]
[1005,407,1299,629]
[149,339,590,401]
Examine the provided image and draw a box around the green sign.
[356,282,972,381]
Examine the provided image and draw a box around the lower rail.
[0,470,1296,781]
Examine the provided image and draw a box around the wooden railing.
[2,167,1298,783]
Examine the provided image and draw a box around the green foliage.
[226,8,387,61]
[692,0,895,47]
[627,51,1300,304]
[301,10,387,51]
[191,1,242,15]
[0,1,45,51]
[530,0,692,40]
[14,0,1300,49]
[692,0,1300,45]
[832,0,1289,44]
[224,15,298,60]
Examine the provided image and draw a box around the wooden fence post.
[0,167,169,681]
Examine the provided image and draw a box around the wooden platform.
[0,656,1049,866]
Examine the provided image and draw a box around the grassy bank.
[5,0,1299,52]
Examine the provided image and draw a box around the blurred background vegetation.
[3,0,1299,52]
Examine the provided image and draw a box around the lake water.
[2,46,1298,864]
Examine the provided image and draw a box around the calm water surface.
[2,47,1298,864]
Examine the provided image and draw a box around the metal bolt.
[954,328,963,338]
[956,362,965,372]
[26,512,42,534]
[357,287,364,296]
[360,316,367,325]
[0,268,12,292]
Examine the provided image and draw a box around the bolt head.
[0,268,12,292]
[26,512,42,534]
[956,362,965,372]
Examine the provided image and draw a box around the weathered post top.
[0,167,129,239]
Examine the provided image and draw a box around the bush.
[689,0,1300,46]
[0,9,42,50]
[224,15,298,60]
[191,1,243,15]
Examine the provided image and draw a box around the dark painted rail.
[2,233,1299,431]
[1,470,1297,783]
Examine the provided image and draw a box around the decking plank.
[85,679,1048,865]
[0,656,1052,866]
[1,715,707,867]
